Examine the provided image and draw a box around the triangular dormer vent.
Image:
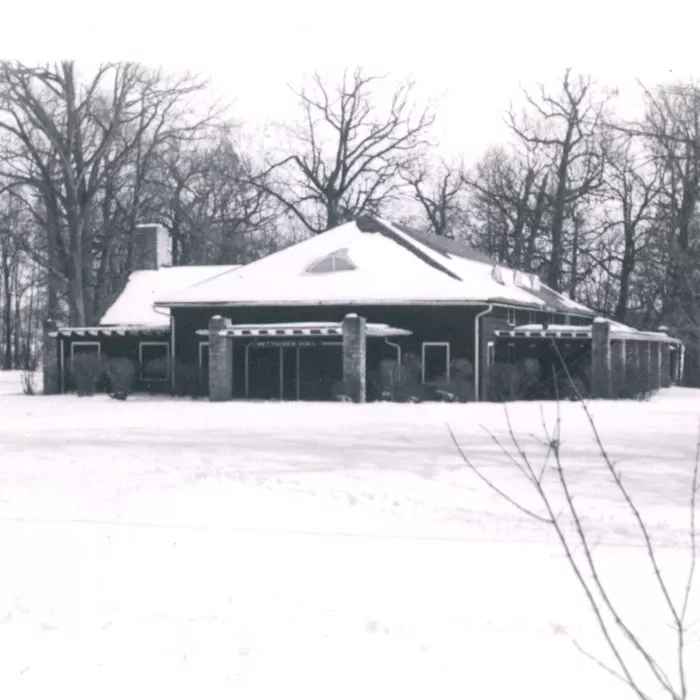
[306,249,357,274]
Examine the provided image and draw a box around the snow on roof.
[156,219,593,313]
[100,265,240,327]
[195,321,412,338]
[509,322,682,343]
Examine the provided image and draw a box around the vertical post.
[660,343,670,388]
[628,340,639,394]
[342,314,366,403]
[42,319,60,394]
[209,315,232,401]
[170,315,177,395]
[679,344,686,384]
[669,346,677,386]
[639,341,651,394]
[611,339,625,398]
[591,317,611,398]
[650,342,661,390]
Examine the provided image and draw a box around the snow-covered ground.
[1,369,699,699]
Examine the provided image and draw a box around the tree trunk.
[524,174,549,270]
[547,131,574,290]
[2,245,12,369]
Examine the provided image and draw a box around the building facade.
[44,218,683,402]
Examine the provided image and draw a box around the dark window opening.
[422,343,450,383]
[140,342,169,381]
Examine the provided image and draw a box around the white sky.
[7,0,700,163]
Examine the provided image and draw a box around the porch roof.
[195,321,412,339]
[50,325,170,338]
[495,323,682,344]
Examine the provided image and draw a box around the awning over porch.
[195,321,412,339]
[495,323,682,344]
[50,325,170,338]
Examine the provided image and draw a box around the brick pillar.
[342,314,366,403]
[42,319,60,394]
[591,318,611,398]
[660,343,671,388]
[208,315,232,401]
[611,339,625,398]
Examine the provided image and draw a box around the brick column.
[591,318,611,398]
[208,315,232,401]
[611,339,625,398]
[42,319,60,395]
[342,313,366,403]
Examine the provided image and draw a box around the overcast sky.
[8,0,700,162]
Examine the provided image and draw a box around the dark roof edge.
[355,215,463,282]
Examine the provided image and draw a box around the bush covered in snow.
[71,353,105,396]
[20,369,37,395]
[105,357,136,400]
[174,361,208,398]
[365,354,474,403]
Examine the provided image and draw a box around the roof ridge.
[361,216,463,282]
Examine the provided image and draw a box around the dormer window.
[306,249,357,274]
[492,265,505,284]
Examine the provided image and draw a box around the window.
[506,308,516,326]
[139,342,169,381]
[71,341,100,368]
[486,341,495,370]
[548,313,556,325]
[491,265,505,284]
[199,342,210,370]
[422,342,450,383]
[306,249,357,274]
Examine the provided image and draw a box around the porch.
[201,315,412,403]
[493,319,684,398]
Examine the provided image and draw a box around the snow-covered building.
[44,217,683,401]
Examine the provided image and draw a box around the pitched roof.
[154,217,594,316]
[100,265,240,327]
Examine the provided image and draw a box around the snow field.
[1,371,698,699]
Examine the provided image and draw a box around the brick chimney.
[132,223,172,270]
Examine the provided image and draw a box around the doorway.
[243,341,342,400]
[245,344,301,400]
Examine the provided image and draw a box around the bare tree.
[595,135,662,322]
[258,68,435,234]
[401,157,468,237]
[639,84,700,384]
[508,70,611,290]
[449,396,699,700]
[463,145,550,272]
[149,132,277,266]
[0,60,218,325]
